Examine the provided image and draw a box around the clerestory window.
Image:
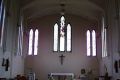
[87,30,96,56]
[28,29,39,55]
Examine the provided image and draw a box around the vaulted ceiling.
[20,0,105,21]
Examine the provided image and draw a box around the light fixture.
[60,3,66,16]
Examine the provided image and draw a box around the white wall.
[99,0,120,80]
[0,0,24,78]
[23,14,101,80]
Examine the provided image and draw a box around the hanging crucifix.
[59,54,65,65]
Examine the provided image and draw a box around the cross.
[59,54,65,65]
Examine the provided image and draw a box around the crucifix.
[59,54,65,65]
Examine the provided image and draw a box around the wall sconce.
[2,58,9,71]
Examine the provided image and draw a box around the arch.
[67,24,71,51]
[92,30,96,56]
[87,30,90,56]
[34,29,39,55]
[53,23,58,51]
[28,29,33,55]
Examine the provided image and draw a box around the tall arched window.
[54,23,58,51]
[0,0,6,46]
[17,19,23,56]
[87,30,90,56]
[28,29,33,55]
[53,16,71,52]
[102,17,107,57]
[87,30,96,56]
[92,30,96,56]
[34,29,39,55]
[67,24,71,51]
[28,29,39,55]
[60,16,65,51]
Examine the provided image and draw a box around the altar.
[48,73,74,80]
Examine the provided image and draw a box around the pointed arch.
[92,30,96,56]
[87,30,90,56]
[53,16,72,52]
[28,29,33,55]
[17,24,23,55]
[104,28,107,57]
[102,17,107,57]
[53,23,58,51]
[60,16,65,51]
[60,16,65,25]
[67,24,71,51]
[34,29,39,55]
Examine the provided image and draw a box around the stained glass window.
[53,16,71,52]
[60,16,65,51]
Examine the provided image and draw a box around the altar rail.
[48,73,74,80]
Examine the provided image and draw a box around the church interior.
[0,0,120,80]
